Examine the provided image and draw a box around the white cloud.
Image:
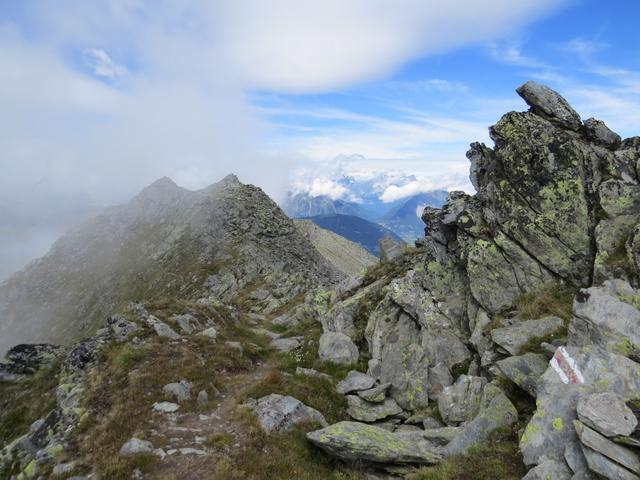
[307,178,348,200]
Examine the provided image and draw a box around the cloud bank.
[0,0,567,280]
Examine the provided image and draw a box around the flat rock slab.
[307,421,443,465]
[153,401,180,413]
[358,383,391,403]
[580,443,640,480]
[346,395,402,423]
[336,371,376,395]
[496,353,548,397]
[251,394,327,434]
[491,316,564,356]
[146,316,181,340]
[577,392,637,438]
[270,337,302,352]
[574,421,640,474]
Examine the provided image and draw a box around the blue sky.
[0,0,639,278]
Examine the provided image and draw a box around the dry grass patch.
[514,283,577,321]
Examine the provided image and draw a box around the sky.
[1,0,640,280]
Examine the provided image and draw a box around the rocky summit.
[2,81,640,480]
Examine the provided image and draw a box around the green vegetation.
[212,410,364,480]
[0,362,60,447]
[409,427,526,480]
[514,283,577,321]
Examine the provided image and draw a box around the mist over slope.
[0,175,341,355]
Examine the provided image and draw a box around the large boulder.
[250,394,327,434]
[577,392,637,438]
[491,316,565,356]
[437,375,487,426]
[306,421,443,465]
[495,353,549,397]
[516,80,582,131]
[318,332,359,365]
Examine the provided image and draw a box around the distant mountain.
[306,214,404,256]
[282,193,363,218]
[381,191,448,242]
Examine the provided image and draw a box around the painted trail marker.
[550,346,584,384]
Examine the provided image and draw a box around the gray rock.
[523,458,573,480]
[163,380,192,403]
[577,392,637,438]
[306,421,443,465]
[565,441,589,475]
[336,371,376,395]
[170,313,200,334]
[419,426,463,446]
[569,280,640,356]
[251,394,327,434]
[580,444,640,480]
[584,117,621,149]
[357,383,391,403]
[380,341,430,410]
[146,315,181,340]
[119,437,154,456]
[224,341,243,352]
[108,315,138,342]
[517,81,582,130]
[426,364,454,400]
[52,462,76,475]
[446,384,518,455]
[520,347,640,468]
[437,375,487,426]
[196,390,209,408]
[346,395,402,423]
[491,316,565,356]
[422,417,444,429]
[198,326,218,339]
[270,337,302,352]
[379,236,405,263]
[318,332,359,365]
[271,314,298,328]
[496,353,548,397]
[295,367,332,381]
[153,401,180,413]
[574,421,640,474]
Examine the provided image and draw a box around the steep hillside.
[282,193,363,218]
[306,214,405,256]
[294,220,377,277]
[0,175,342,355]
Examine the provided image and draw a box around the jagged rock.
[318,332,359,365]
[153,401,180,413]
[584,118,621,149]
[270,337,303,352]
[170,314,200,334]
[437,375,487,426]
[120,438,154,456]
[517,80,582,131]
[295,367,332,381]
[251,394,327,433]
[446,384,517,455]
[163,380,192,403]
[336,371,376,395]
[380,340,430,410]
[379,236,405,263]
[108,315,138,342]
[569,280,640,356]
[491,316,565,356]
[146,316,181,340]
[64,337,100,371]
[579,444,640,480]
[520,347,640,468]
[523,458,573,480]
[577,392,637,437]
[4,343,64,374]
[574,421,640,474]
[426,364,454,400]
[358,383,391,403]
[346,396,402,423]
[496,353,548,397]
[306,421,443,465]
[199,326,218,339]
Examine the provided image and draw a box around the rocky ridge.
[1,81,640,479]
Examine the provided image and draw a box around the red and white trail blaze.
[550,346,585,385]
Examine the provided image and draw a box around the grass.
[409,427,526,480]
[0,361,60,447]
[206,432,235,449]
[74,332,256,479]
[514,283,577,321]
[211,409,365,480]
